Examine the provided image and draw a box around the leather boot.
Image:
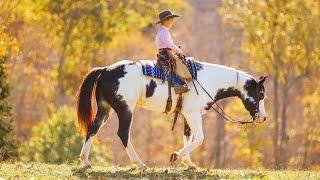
[174,83,190,94]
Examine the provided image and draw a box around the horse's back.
[108,60,144,102]
[99,59,194,114]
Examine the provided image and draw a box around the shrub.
[20,106,111,164]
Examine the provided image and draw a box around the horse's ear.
[259,76,267,84]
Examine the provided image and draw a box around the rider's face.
[162,18,174,28]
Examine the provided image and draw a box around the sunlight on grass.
[0,163,319,179]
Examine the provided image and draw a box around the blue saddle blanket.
[141,58,202,85]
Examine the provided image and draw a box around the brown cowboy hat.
[156,10,180,24]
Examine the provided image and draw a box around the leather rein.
[194,71,255,125]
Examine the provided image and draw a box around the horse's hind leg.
[116,103,147,170]
[181,119,196,168]
[79,105,110,168]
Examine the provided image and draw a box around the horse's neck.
[198,62,252,101]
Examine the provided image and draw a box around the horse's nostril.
[263,117,267,121]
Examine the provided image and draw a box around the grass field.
[0,163,319,179]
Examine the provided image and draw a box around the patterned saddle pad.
[141,58,202,85]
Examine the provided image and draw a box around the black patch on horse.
[204,78,266,118]
[204,102,214,111]
[184,119,191,137]
[241,78,265,118]
[214,87,241,101]
[85,106,107,141]
[95,64,133,147]
[244,78,265,99]
[204,87,241,110]
[146,79,157,98]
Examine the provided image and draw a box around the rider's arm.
[159,28,184,55]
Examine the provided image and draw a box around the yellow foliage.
[219,0,320,84]
[0,25,19,57]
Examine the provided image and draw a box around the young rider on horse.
[156,10,190,94]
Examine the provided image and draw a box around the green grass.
[0,163,319,179]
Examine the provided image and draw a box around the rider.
[156,10,190,94]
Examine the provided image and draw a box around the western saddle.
[156,49,193,130]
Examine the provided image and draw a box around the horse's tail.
[76,67,103,134]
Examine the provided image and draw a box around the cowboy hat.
[156,10,180,24]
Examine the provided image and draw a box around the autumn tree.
[300,80,320,169]
[219,0,320,169]
[0,0,19,161]
[8,0,184,135]
[17,0,184,105]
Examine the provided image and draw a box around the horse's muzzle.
[254,116,267,123]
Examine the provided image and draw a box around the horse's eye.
[260,93,264,99]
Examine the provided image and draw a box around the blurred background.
[0,0,319,169]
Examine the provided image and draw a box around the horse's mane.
[194,59,256,81]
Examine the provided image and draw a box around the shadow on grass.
[71,167,267,179]
[71,167,221,179]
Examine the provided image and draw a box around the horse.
[76,58,267,170]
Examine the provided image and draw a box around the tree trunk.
[208,102,226,168]
[55,28,71,106]
[279,83,289,169]
[15,88,26,137]
[213,115,225,168]
[92,48,98,67]
[302,137,310,169]
[56,55,65,106]
[301,117,317,169]
[273,73,280,169]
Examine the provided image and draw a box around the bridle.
[194,70,256,125]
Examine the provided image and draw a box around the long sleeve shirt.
[155,26,183,54]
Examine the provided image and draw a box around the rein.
[194,71,255,125]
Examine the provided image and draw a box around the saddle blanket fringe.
[140,58,202,85]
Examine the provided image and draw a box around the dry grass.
[0,163,319,179]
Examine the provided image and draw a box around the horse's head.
[240,76,267,123]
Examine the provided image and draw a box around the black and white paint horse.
[77,59,267,169]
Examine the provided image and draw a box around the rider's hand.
[177,53,185,59]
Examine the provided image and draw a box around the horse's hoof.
[79,154,86,161]
[79,155,92,169]
[170,152,178,162]
[181,159,197,169]
[187,165,197,170]
[181,159,188,167]
[137,164,148,171]
[82,163,92,169]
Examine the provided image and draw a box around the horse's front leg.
[181,119,196,168]
[170,112,204,166]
